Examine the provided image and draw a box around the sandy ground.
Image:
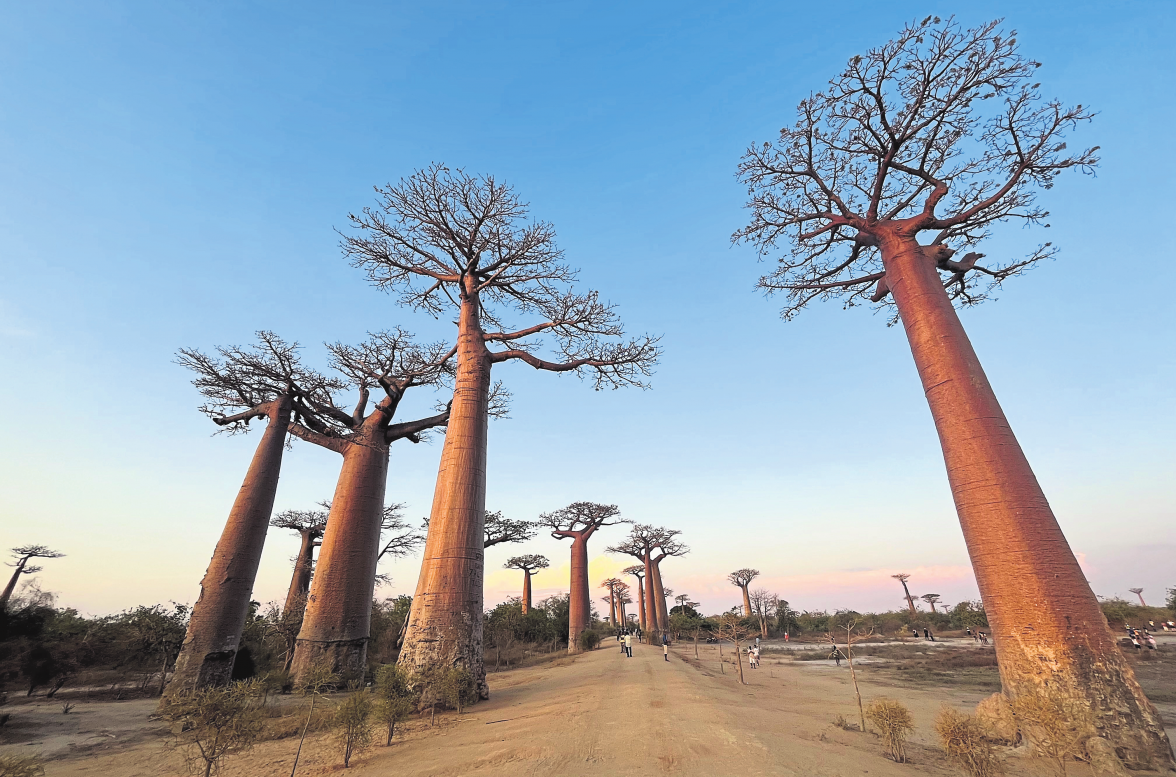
[3,639,1174,776]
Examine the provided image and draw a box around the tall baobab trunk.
[521,571,532,615]
[607,586,617,628]
[0,559,29,610]
[566,534,592,652]
[651,562,669,635]
[284,531,318,618]
[290,425,388,682]
[900,580,916,617]
[740,585,752,618]
[399,289,491,698]
[635,578,647,633]
[643,556,659,638]
[619,601,627,627]
[882,236,1172,768]
[168,396,291,695]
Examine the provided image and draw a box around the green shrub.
[161,681,263,776]
[578,630,602,651]
[439,667,478,714]
[373,664,416,745]
[333,689,373,768]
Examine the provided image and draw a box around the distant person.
[966,627,973,638]
[664,642,670,662]
[784,632,790,642]
[923,628,930,640]
[978,631,988,645]
[830,646,844,667]
[1149,620,1156,631]
[621,631,627,654]
[1131,634,1142,650]
[928,630,935,642]
[1145,633,1157,650]
[912,628,919,639]
[624,632,633,658]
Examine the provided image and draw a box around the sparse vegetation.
[333,688,374,767]
[1009,692,1091,777]
[936,706,1002,777]
[865,698,915,763]
[0,753,45,777]
[439,667,478,714]
[160,680,264,777]
[372,664,416,745]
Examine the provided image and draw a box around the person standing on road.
[663,641,669,662]
[624,632,633,657]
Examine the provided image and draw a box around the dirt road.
[21,638,1014,777]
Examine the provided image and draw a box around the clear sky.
[1,2,1172,619]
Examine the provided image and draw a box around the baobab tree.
[483,511,537,547]
[288,330,454,682]
[372,503,428,586]
[734,17,1167,766]
[891,573,917,617]
[270,509,328,619]
[1128,588,1146,607]
[921,594,941,614]
[600,578,625,627]
[170,333,342,693]
[540,502,627,652]
[347,166,660,697]
[650,538,688,636]
[609,525,682,640]
[504,555,549,614]
[0,545,65,611]
[621,564,647,633]
[674,594,690,609]
[727,569,759,617]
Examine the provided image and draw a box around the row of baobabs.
[158,18,1170,770]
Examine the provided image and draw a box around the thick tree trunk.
[881,235,1173,769]
[901,582,917,617]
[284,531,317,618]
[651,562,669,634]
[290,427,389,683]
[608,588,617,628]
[635,578,647,633]
[168,397,291,695]
[620,601,627,627]
[567,535,591,652]
[741,585,752,619]
[521,571,531,615]
[643,556,659,637]
[0,559,28,611]
[399,292,491,699]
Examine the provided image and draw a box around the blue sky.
[1,1,1172,617]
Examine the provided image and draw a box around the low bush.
[439,668,478,714]
[0,753,45,777]
[865,697,915,763]
[333,689,373,768]
[578,630,602,651]
[936,706,1002,777]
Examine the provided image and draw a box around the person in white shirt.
[624,632,633,657]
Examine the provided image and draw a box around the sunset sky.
[1,1,1172,618]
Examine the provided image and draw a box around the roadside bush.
[865,697,915,763]
[936,706,1002,777]
[1009,692,1089,777]
[578,630,602,651]
[333,689,373,768]
[161,681,263,776]
[439,668,478,714]
[372,664,416,745]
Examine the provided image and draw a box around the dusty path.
[17,639,1014,777]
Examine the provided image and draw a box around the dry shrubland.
[936,706,1002,777]
[864,697,915,762]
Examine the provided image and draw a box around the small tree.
[372,665,416,746]
[161,681,263,777]
[1128,588,1146,607]
[716,614,753,685]
[921,593,942,614]
[865,698,915,763]
[749,589,776,638]
[0,546,64,611]
[334,689,373,768]
[827,619,874,733]
[123,603,190,696]
[289,664,338,777]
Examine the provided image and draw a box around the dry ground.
[2,638,1174,776]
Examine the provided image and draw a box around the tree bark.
[567,533,592,652]
[398,288,491,699]
[643,555,659,638]
[651,561,669,635]
[901,580,916,617]
[607,587,617,628]
[0,559,28,611]
[167,396,291,695]
[635,577,647,633]
[521,570,531,614]
[881,234,1173,769]
[283,531,317,618]
[741,585,752,619]
[290,422,389,683]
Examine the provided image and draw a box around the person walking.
[1145,633,1157,650]
[620,629,627,654]
[624,632,633,658]
[663,641,669,662]
[911,628,919,639]
[830,646,844,667]
[923,627,930,640]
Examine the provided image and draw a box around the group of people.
[912,627,936,642]
[965,627,990,644]
[1126,625,1159,651]
[615,628,637,657]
